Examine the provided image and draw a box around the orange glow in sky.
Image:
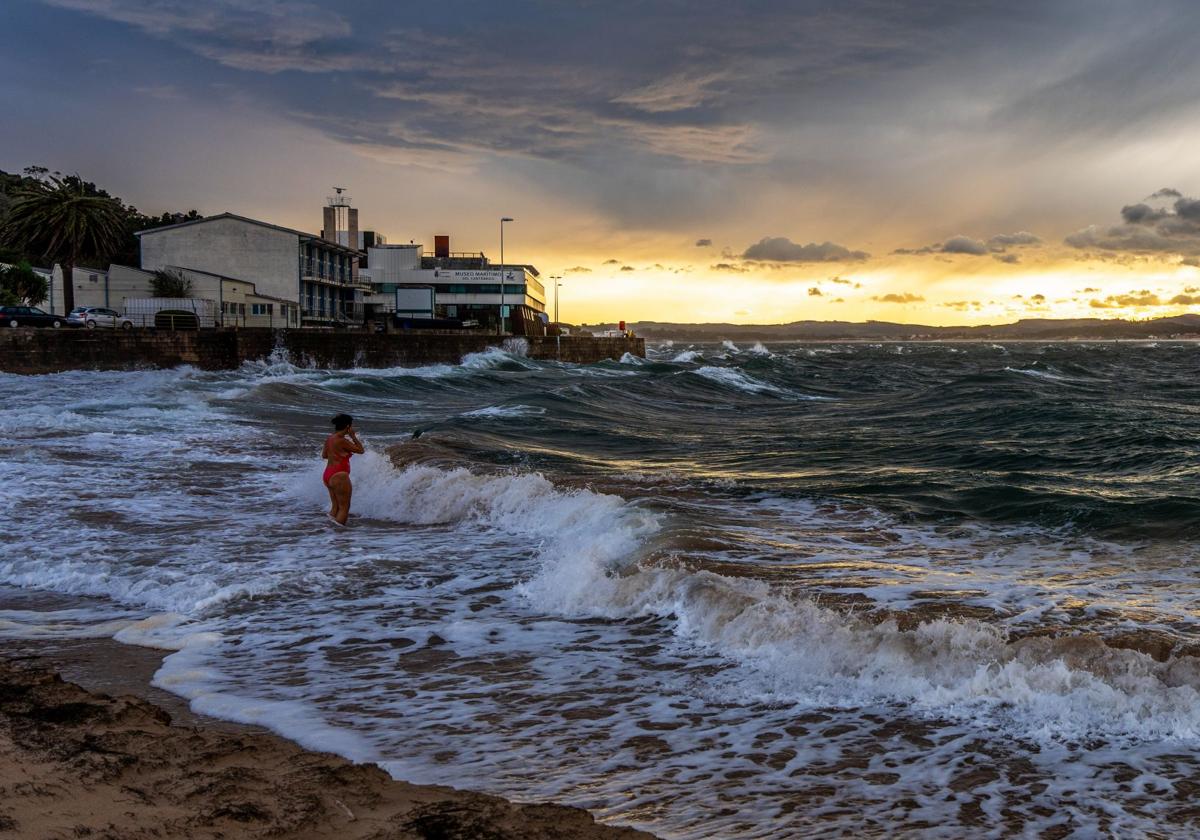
[6,1,1200,326]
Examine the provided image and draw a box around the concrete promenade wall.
[0,328,645,375]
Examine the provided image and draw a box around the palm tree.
[0,174,126,312]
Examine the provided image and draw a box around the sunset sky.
[4,0,1200,324]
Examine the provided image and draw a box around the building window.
[251,303,274,316]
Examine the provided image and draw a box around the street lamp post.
[499,217,514,334]
[552,276,563,360]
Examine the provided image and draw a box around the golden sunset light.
[9,4,1200,839]
[5,1,1200,328]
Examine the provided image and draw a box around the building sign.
[431,269,519,282]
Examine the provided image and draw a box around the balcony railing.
[302,302,365,324]
[299,259,367,286]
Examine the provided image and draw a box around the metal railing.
[302,302,365,324]
[299,259,362,286]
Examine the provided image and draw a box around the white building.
[43,265,106,314]
[360,235,545,329]
[37,262,299,327]
[136,213,367,326]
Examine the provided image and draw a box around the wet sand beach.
[0,641,655,840]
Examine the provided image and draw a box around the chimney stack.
[434,235,450,259]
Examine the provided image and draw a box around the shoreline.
[0,636,656,839]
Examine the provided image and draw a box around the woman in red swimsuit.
[322,413,364,525]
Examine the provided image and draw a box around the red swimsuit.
[322,434,352,486]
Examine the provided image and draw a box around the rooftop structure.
[321,187,359,250]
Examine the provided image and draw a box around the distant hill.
[578,314,1200,341]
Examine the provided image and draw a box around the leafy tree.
[0,173,126,311]
[0,167,204,273]
[0,260,49,306]
[151,268,193,298]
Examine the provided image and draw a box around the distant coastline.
[581,313,1200,342]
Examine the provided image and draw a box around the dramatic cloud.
[619,265,635,271]
[564,266,592,273]
[47,3,770,167]
[13,0,1200,324]
[42,0,363,74]
[742,237,868,263]
[808,287,823,296]
[987,231,1041,248]
[1120,203,1167,224]
[1170,294,1200,304]
[891,245,930,255]
[610,71,728,113]
[1089,290,1162,308]
[895,231,1041,258]
[940,235,989,256]
[1067,190,1200,256]
[830,276,852,285]
[602,259,620,265]
[872,292,925,303]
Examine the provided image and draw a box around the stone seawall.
[0,329,645,375]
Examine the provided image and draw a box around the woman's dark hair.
[332,413,353,431]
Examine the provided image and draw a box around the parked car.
[67,306,135,330]
[0,305,77,328]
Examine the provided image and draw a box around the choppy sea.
[5,340,1200,837]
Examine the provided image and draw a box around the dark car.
[0,305,77,328]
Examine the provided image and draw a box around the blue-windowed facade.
[298,239,367,325]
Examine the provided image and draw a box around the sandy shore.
[0,642,655,839]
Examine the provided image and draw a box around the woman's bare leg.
[326,482,338,517]
[330,473,352,525]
